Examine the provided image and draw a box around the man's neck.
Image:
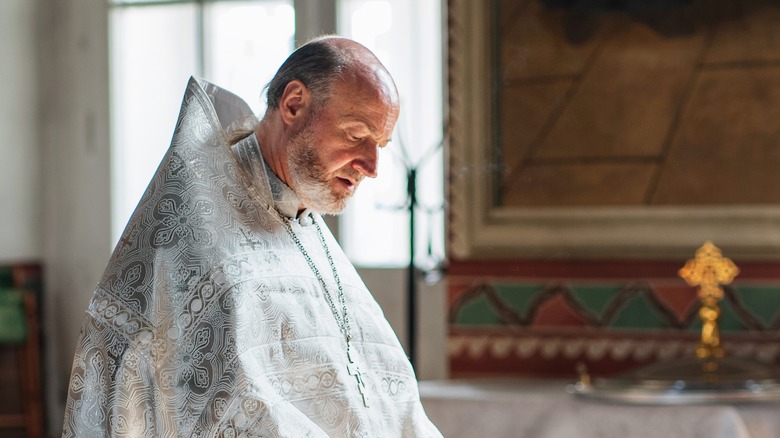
[254,120,306,216]
[255,119,291,188]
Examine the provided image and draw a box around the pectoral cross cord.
[279,211,370,407]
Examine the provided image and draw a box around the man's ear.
[279,80,310,126]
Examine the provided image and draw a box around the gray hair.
[265,36,350,110]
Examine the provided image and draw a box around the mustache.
[339,167,364,185]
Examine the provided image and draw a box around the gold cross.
[347,342,369,407]
[679,241,739,359]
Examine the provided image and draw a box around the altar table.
[419,379,780,438]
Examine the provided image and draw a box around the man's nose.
[352,143,379,178]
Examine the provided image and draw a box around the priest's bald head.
[255,36,400,215]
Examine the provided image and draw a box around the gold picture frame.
[447,0,780,260]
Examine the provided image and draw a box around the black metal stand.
[393,137,444,371]
[406,167,418,368]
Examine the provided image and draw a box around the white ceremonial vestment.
[63,77,442,438]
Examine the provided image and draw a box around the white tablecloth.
[419,379,780,438]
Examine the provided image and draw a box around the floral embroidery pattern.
[162,326,213,390]
[153,196,214,247]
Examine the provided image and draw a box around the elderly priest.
[62,36,442,437]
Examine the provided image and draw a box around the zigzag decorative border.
[450,282,773,330]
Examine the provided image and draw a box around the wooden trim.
[0,414,25,427]
[448,259,780,280]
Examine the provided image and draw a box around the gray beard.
[287,126,353,215]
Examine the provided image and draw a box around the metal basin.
[570,356,780,405]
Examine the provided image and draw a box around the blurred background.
[0,1,445,435]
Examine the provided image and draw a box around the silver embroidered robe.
[62,77,442,437]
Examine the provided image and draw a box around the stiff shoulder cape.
[63,77,441,437]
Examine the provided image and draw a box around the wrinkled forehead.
[345,63,399,106]
[332,68,400,135]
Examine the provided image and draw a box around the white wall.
[38,0,112,435]
[0,1,42,262]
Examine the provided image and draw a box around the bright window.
[337,0,444,269]
[109,0,444,270]
[109,0,294,240]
